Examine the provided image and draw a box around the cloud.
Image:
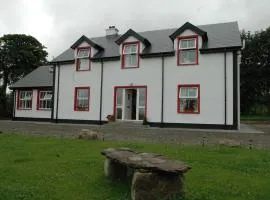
[1,0,270,60]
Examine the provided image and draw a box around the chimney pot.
[106,26,119,37]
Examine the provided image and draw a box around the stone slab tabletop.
[101,148,191,174]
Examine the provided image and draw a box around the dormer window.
[122,42,140,68]
[177,36,198,66]
[76,47,91,71]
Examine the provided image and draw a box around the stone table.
[101,148,191,200]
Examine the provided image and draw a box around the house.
[10,21,242,129]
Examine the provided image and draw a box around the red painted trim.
[17,90,33,110]
[37,90,40,110]
[177,84,200,114]
[121,41,140,69]
[113,85,147,120]
[76,46,91,71]
[37,90,52,111]
[74,86,90,111]
[17,90,20,110]
[177,35,199,66]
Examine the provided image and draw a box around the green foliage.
[0,34,48,117]
[1,134,270,200]
[240,28,270,114]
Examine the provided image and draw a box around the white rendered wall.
[54,42,102,121]
[15,89,51,119]
[102,57,162,122]
[162,29,234,125]
[55,62,101,120]
[163,52,234,125]
[53,33,235,125]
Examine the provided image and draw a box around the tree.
[240,28,270,114]
[0,34,48,116]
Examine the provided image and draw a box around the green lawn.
[1,134,270,200]
[241,115,270,121]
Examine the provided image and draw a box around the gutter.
[99,60,104,124]
[55,62,60,123]
[51,64,56,121]
[12,90,16,119]
[161,56,165,127]
[224,50,227,125]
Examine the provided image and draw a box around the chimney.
[106,26,119,37]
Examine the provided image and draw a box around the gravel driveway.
[0,120,270,149]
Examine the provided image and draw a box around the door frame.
[113,85,147,121]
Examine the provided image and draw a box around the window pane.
[125,54,138,67]
[124,44,138,54]
[130,44,138,53]
[77,49,90,58]
[139,88,146,106]
[180,40,188,48]
[116,89,123,106]
[180,88,188,97]
[20,92,25,99]
[188,39,195,48]
[123,45,131,54]
[78,89,88,98]
[40,92,45,99]
[138,108,145,120]
[180,98,198,113]
[26,100,31,108]
[180,50,196,64]
[44,92,52,100]
[47,100,52,109]
[180,39,195,49]
[116,108,122,119]
[188,50,196,62]
[188,88,197,97]
[78,99,88,108]
[78,58,89,70]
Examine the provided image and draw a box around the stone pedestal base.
[104,158,134,182]
[131,171,184,200]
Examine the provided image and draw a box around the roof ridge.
[89,21,238,39]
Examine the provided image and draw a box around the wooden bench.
[101,148,191,200]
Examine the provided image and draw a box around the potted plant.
[106,114,115,122]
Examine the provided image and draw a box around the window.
[178,85,200,114]
[177,36,198,65]
[74,87,90,111]
[122,42,139,68]
[76,47,91,71]
[17,91,32,110]
[37,90,52,110]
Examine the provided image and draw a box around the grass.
[241,114,270,121]
[0,134,270,200]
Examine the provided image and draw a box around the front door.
[124,89,132,120]
[115,87,146,121]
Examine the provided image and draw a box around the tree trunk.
[0,71,8,117]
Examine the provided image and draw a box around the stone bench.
[101,148,191,200]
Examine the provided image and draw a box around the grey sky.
[0,0,269,60]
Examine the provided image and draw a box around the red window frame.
[17,90,33,110]
[177,35,199,66]
[74,87,90,111]
[177,84,200,114]
[37,90,52,110]
[76,46,91,71]
[121,41,140,69]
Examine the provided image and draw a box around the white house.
[10,22,242,129]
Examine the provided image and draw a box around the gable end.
[71,35,104,51]
[115,29,151,46]
[170,22,208,41]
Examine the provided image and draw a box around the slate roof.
[52,21,242,62]
[11,21,242,88]
[10,65,53,89]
